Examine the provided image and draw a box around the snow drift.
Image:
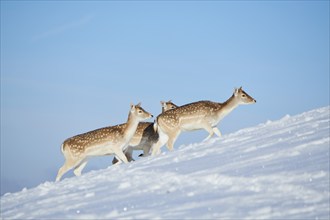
[1,106,329,219]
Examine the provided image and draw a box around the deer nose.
[254,100,257,103]
[151,114,154,117]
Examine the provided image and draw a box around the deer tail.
[153,119,158,132]
[60,143,65,154]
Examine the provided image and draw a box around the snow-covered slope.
[1,107,329,219]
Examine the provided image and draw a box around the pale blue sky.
[1,1,329,195]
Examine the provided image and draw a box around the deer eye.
[138,110,142,113]
[242,94,246,98]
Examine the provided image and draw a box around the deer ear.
[136,102,141,107]
[239,86,242,91]
[160,101,165,106]
[234,88,239,96]
[130,103,135,112]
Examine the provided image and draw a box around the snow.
[1,106,329,219]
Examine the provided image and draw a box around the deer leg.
[112,155,122,165]
[112,156,119,165]
[151,138,168,156]
[142,143,152,157]
[166,131,180,151]
[202,123,215,141]
[113,148,129,164]
[151,141,162,156]
[56,160,75,182]
[213,127,222,137]
[73,159,88,176]
[112,147,132,165]
[151,131,168,156]
[125,147,134,162]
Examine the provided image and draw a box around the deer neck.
[218,94,240,119]
[123,112,140,141]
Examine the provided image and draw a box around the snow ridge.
[1,106,329,219]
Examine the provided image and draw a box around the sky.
[1,1,329,195]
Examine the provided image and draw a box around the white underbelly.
[180,116,219,131]
[87,149,113,157]
[181,122,204,131]
[85,143,116,156]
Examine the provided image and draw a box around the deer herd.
[56,87,256,181]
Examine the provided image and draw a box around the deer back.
[62,124,127,158]
[157,101,221,128]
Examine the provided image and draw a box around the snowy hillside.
[1,106,329,219]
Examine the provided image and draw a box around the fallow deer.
[152,87,256,155]
[112,100,178,164]
[56,103,153,181]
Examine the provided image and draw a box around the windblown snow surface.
[1,106,329,219]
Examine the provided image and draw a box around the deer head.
[130,102,153,120]
[161,100,179,112]
[233,87,256,105]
